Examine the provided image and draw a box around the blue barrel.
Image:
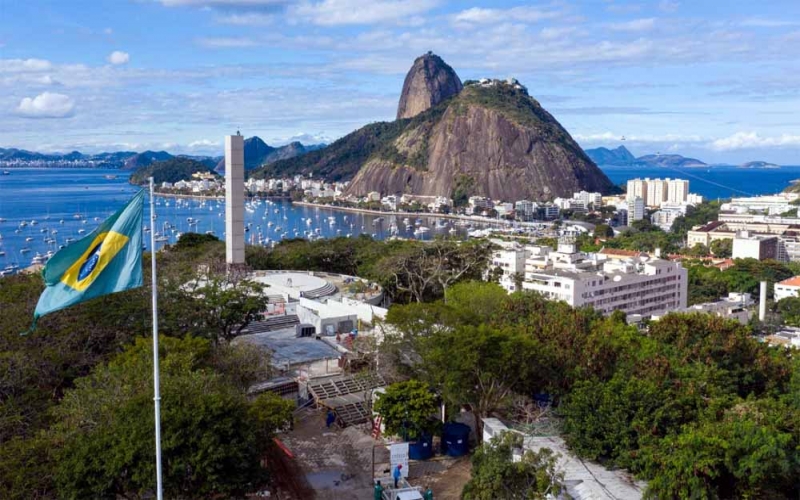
[441,423,470,457]
[409,434,434,460]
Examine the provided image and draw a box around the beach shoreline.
[292,201,538,226]
[152,191,290,201]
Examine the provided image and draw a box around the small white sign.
[390,442,409,478]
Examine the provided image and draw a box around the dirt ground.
[277,408,375,499]
[274,408,474,500]
[417,456,472,500]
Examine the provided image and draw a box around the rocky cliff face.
[345,82,617,201]
[396,52,463,120]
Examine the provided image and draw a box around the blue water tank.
[408,434,434,460]
[441,423,470,457]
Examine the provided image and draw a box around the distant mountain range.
[0,137,324,171]
[0,148,139,169]
[213,137,325,174]
[584,145,781,169]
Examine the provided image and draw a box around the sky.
[1,0,799,164]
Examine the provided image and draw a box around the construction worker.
[326,410,336,428]
[423,486,434,500]
[392,463,402,489]
[374,480,384,500]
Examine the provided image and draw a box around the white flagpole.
[149,177,164,500]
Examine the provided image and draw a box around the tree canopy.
[462,431,564,500]
[52,336,293,499]
[373,380,439,440]
[382,281,800,498]
[0,235,287,499]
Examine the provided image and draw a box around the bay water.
[2,165,800,270]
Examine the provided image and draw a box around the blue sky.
[1,0,799,164]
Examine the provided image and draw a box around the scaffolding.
[308,373,385,427]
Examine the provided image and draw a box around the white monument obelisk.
[225,133,245,266]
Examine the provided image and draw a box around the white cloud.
[293,0,439,26]
[453,6,561,25]
[739,18,798,28]
[576,131,800,152]
[107,51,130,65]
[158,0,288,6]
[607,18,656,32]
[0,58,53,73]
[658,0,679,13]
[710,132,800,150]
[605,2,643,14]
[539,26,578,40]
[216,12,275,25]
[574,132,705,144]
[103,28,113,35]
[196,37,259,48]
[16,92,75,118]
[278,131,332,145]
[187,139,221,149]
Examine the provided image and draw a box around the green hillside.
[249,100,450,181]
[129,157,218,185]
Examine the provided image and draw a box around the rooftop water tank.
[408,433,434,460]
[441,422,470,457]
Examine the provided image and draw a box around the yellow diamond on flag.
[60,231,130,291]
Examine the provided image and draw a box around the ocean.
[2,165,800,270]
[601,164,800,200]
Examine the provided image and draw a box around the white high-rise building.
[627,178,648,201]
[628,178,691,207]
[627,196,645,222]
[667,179,689,204]
[646,179,667,207]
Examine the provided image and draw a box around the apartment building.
[667,179,689,204]
[520,241,688,317]
[573,190,602,207]
[627,178,648,202]
[627,196,645,221]
[515,200,536,218]
[651,204,687,231]
[646,178,667,207]
[487,240,529,293]
[627,177,690,207]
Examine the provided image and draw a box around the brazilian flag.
[32,190,145,324]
